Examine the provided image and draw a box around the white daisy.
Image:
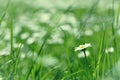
[75,43,91,51]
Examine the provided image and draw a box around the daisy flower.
[75,43,91,51]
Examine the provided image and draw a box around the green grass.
[0,0,120,80]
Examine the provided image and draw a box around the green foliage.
[0,0,120,80]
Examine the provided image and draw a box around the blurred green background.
[0,0,120,80]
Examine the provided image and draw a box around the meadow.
[0,0,120,80]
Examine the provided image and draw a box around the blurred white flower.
[47,31,64,44]
[75,43,91,51]
[78,50,90,58]
[27,37,35,44]
[40,12,51,23]
[20,52,26,59]
[117,29,120,36]
[20,32,29,40]
[84,29,93,36]
[41,56,58,67]
[14,26,22,36]
[105,47,114,53]
[94,25,100,32]
[14,43,23,48]
[0,46,10,56]
[60,14,77,26]
[60,24,71,31]
[0,77,2,80]
[1,21,7,27]
[4,29,10,41]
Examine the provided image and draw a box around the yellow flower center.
[80,45,84,48]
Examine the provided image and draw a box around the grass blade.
[25,40,46,80]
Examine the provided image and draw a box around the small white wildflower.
[27,37,35,44]
[84,29,93,36]
[14,43,23,48]
[20,53,26,59]
[94,25,100,32]
[60,24,71,31]
[20,32,29,40]
[0,46,10,56]
[4,29,10,40]
[41,56,58,67]
[40,12,51,23]
[105,47,114,53]
[75,43,91,51]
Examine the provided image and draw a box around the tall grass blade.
[0,0,10,26]
[25,40,46,80]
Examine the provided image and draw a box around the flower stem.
[83,49,89,65]
[83,49,92,70]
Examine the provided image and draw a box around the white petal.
[75,47,80,51]
[78,50,90,58]
[85,43,91,48]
